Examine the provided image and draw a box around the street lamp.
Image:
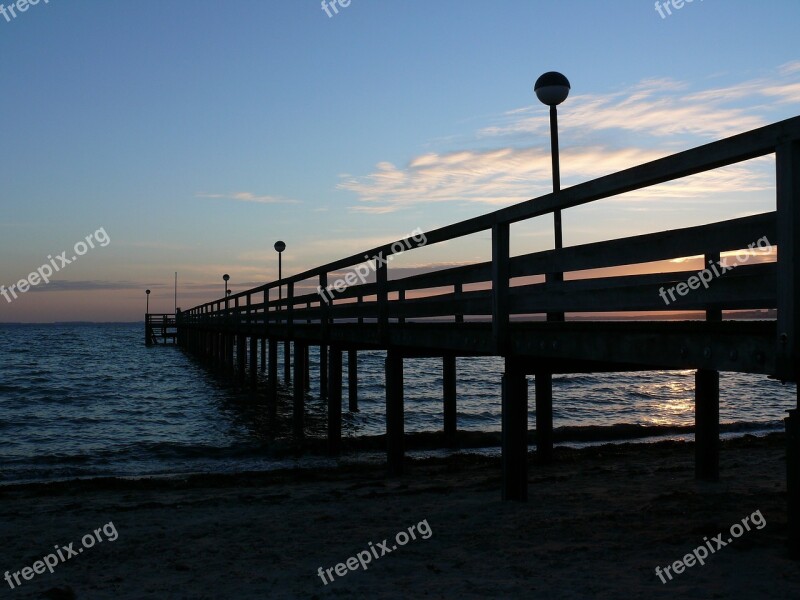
[534,71,570,250]
[535,71,570,323]
[223,273,230,297]
[274,241,286,301]
[274,240,290,382]
[145,289,150,314]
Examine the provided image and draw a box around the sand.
[1,434,798,599]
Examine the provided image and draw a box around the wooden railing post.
[777,141,800,381]
[777,140,800,555]
[454,283,464,324]
[492,222,510,354]
[696,251,721,481]
[377,258,388,342]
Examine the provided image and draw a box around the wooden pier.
[162,116,800,550]
[145,313,178,345]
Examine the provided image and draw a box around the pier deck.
[155,116,800,551]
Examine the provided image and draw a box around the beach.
[1,433,797,599]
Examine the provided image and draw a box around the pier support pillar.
[249,336,258,387]
[386,350,404,476]
[443,355,457,447]
[268,338,278,410]
[304,344,311,391]
[695,368,720,481]
[226,334,234,372]
[328,346,343,456]
[320,345,328,398]
[535,371,554,462]
[293,342,306,437]
[348,349,359,412]
[237,334,246,381]
[787,403,800,556]
[502,357,528,501]
[284,340,291,384]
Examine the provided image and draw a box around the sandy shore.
[1,434,798,599]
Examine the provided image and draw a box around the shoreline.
[0,421,787,489]
[1,434,798,598]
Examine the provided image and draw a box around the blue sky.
[1,0,799,321]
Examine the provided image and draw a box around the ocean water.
[0,323,795,484]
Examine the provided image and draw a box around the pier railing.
[180,116,800,380]
[145,313,177,345]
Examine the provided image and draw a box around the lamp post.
[223,273,230,297]
[274,241,286,301]
[535,71,569,324]
[146,289,150,314]
[534,71,570,250]
[274,241,289,382]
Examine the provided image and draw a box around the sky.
[0,0,798,322]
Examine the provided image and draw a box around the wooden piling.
[328,346,343,456]
[304,344,311,391]
[237,334,246,380]
[348,349,358,412]
[443,354,457,447]
[249,336,258,387]
[319,345,328,398]
[695,368,720,481]
[284,340,291,384]
[293,342,306,436]
[386,350,404,476]
[268,337,278,409]
[787,404,800,556]
[535,371,554,462]
[502,357,528,501]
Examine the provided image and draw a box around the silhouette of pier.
[149,116,800,551]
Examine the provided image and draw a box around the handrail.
[182,116,799,331]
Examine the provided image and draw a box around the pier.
[152,116,800,550]
[145,313,178,345]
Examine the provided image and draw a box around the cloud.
[26,280,141,293]
[339,66,797,214]
[196,191,301,205]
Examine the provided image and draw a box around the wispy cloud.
[27,280,141,293]
[339,66,798,214]
[196,191,301,205]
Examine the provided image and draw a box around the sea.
[0,323,795,485]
